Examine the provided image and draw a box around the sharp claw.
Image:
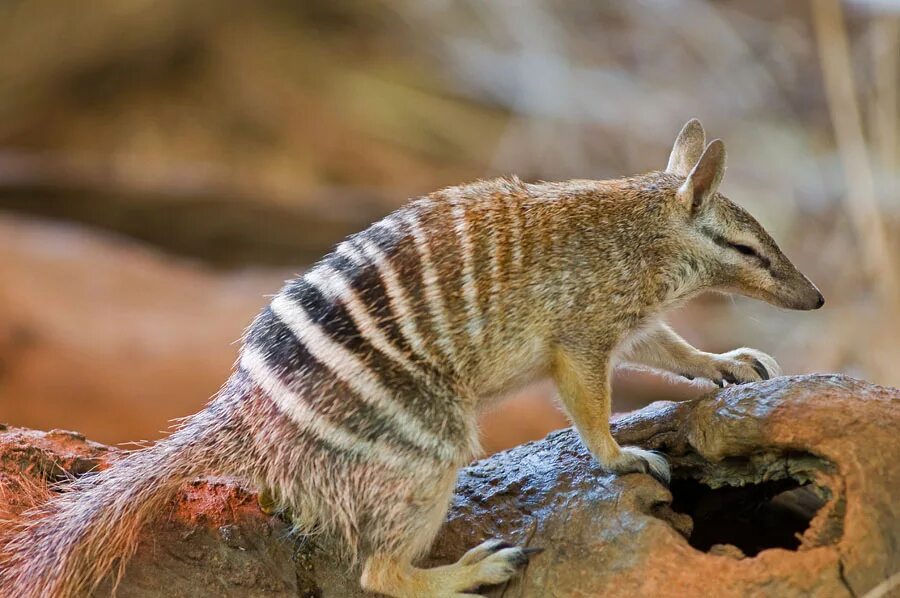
[715,379,725,388]
[651,468,670,485]
[508,550,530,568]
[492,541,515,551]
[722,372,739,384]
[521,547,545,557]
[751,358,770,380]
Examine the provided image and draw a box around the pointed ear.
[677,139,726,215]
[666,118,706,176]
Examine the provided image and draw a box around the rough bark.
[1,374,898,597]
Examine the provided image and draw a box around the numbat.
[1,119,823,597]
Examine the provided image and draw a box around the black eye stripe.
[727,242,771,268]
[699,226,771,269]
[730,243,756,256]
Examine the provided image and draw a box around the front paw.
[606,446,670,484]
[714,348,780,385]
[685,348,780,387]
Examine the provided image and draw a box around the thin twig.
[868,15,898,194]
[810,0,899,308]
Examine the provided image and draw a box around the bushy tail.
[0,396,247,597]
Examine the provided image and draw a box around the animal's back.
[233,176,550,557]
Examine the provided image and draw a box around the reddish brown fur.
[0,120,822,598]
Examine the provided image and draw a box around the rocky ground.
[1,374,897,597]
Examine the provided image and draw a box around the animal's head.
[662,118,823,310]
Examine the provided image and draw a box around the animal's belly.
[473,339,550,409]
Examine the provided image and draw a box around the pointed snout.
[798,286,825,311]
[773,274,825,311]
[813,290,825,309]
[734,264,825,311]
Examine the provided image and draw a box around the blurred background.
[0,0,897,455]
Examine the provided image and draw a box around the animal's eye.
[729,243,757,257]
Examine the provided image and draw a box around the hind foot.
[455,539,537,589]
[361,539,539,597]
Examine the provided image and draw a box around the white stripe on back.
[508,196,524,285]
[304,264,418,375]
[452,202,482,341]
[488,207,502,320]
[340,236,433,363]
[241,346,417,470]
[403,212,457,362]
[269,293,454,461]
[335,239,365,266]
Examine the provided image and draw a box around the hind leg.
[360,468,533,598]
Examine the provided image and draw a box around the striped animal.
[0,119,823,597]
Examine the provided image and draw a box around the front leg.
[623,322,781,386]
[551,345,670,483]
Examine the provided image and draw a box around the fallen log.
[1,374,897,597]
